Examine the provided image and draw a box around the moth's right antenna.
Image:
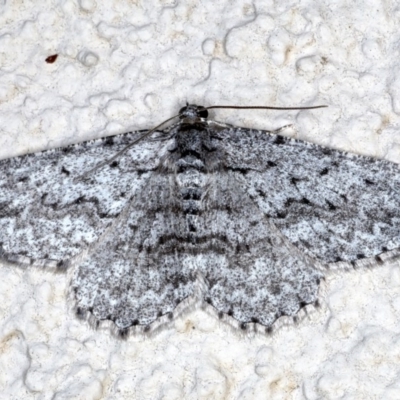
[206,105,328,111]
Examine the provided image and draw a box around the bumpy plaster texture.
[0,1,400,399]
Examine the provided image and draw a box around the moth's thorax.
[169,123,219,169]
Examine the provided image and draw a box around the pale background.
[0,0,400,399]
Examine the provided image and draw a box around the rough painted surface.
[0,1,400,399]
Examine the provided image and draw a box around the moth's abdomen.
[176,159,207,215]
[171,127,215,213]
[176,170,207,244]
[180,185,203,214]
[169,127,218,243]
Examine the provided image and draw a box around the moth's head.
[178,104,208,121]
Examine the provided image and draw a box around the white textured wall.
[0,1,400,399]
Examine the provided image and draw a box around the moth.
[1,103,399,337]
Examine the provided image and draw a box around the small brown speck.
[45,54,58,64]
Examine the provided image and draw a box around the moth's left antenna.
[78,113,180,180]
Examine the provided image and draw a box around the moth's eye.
[178,106,187,117]
[198,108,208,118]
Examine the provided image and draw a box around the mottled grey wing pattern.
[200,171,323,331]
[218,127,400,266]
[0,132,164,267]
[73,170,200,334]
[73,165,322,334]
